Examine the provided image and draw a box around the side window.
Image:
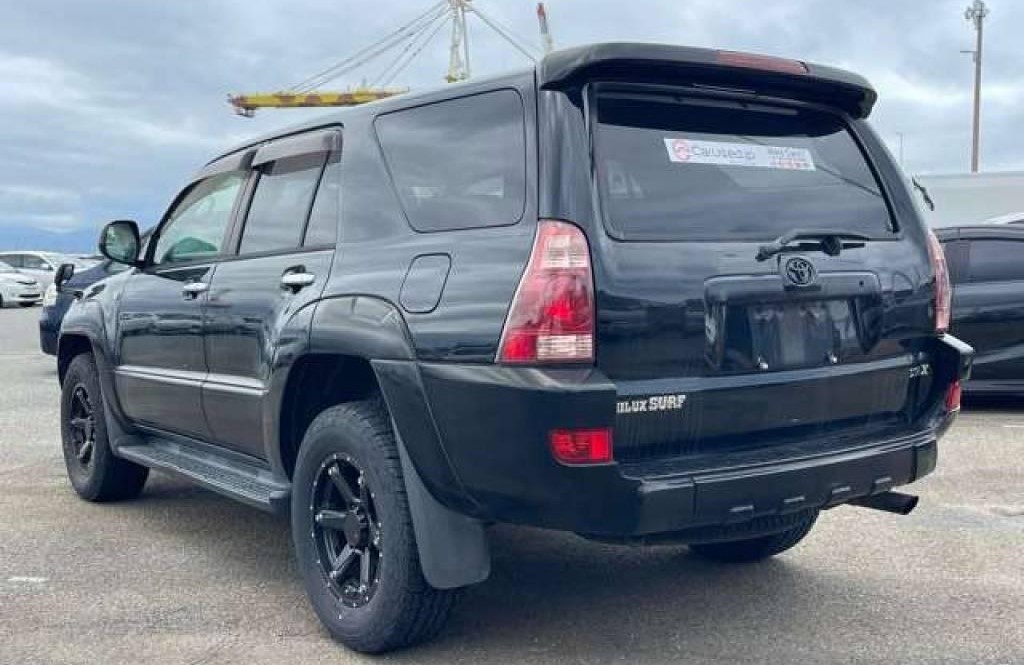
[967,239,1024,283]
[1,255,23,268]
[239,154,325,255]
[153,173,244,265]
[22,255,50,270]
[303,159,341,247]
[375,89,526,232]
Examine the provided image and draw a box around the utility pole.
[964,0,988,173]
[537,3,555,54]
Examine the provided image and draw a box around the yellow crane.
[228,1,552,117]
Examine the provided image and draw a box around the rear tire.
[60,353,149,501]
[688,511,818,563]
[291,399,456,654]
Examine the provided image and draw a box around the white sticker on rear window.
[663,138,816,171]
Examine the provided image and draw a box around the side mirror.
[54,263,75,291]
[99,220,141,266]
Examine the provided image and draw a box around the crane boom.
[228,89,406,117]
[228,1,541,117]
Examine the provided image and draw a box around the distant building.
[913,171,1024,228]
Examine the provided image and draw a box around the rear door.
[579,85,933,461]
[950,233,1024,385]
[201,129,340,458]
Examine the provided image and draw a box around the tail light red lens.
[498,220,595,364]
[550,428,612,465]
[945,380,962,412]
[926,230,951,333]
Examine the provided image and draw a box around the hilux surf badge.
[616,394,688,415]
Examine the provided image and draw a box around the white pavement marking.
[7,576,49,584]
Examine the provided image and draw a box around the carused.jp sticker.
[664,137,816,171]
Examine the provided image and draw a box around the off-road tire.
[688,511,819,563]
[291,399,456,653]
[60,353,149,501]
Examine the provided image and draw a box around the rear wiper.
[756,228,871,262]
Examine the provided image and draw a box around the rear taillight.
[926,230,951,333]
[549,428,612,465]
[945,380,962,412]
[498,220,595,364]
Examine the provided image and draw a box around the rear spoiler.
[538,43,877,119]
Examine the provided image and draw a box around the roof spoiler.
[538,43,877,119]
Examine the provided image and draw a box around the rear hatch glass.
[593,89,894,242]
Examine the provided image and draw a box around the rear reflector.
[550,428,612,465]
[716,50,808,75]
[926,230,952,333]
[498,221,595,364]
[945,380,962,412]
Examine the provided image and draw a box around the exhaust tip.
[849,491,919,515]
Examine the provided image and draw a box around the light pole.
[964,0,988,173]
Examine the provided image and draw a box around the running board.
[118,438,291,515]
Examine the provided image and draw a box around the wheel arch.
[274,295,489,589]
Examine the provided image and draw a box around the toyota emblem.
[783,256,817,287]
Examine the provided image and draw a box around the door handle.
[182,282,209,299]
[281,271,316,291]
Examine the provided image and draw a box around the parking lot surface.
[0,305,1021,665]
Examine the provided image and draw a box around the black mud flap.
[395,432,491,590]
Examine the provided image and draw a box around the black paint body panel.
[938,225,1024,394]
[58,44,971,547]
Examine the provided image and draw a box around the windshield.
[593,89,894,242]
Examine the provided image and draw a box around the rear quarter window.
[593,90,894,242]
[375,90,527,232]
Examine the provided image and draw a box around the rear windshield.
[593,90,893,241]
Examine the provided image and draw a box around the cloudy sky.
[2,0,1021,252]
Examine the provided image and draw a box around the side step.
[118,438,291,515]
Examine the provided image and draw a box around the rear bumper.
[378,335,971,538]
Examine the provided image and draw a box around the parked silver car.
[0,260,42,307]
[0,251,90,291]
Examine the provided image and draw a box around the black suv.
[57,44,972,653]
[938,224,1024,394]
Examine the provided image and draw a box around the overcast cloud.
[1,0,1021,251]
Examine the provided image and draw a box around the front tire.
[688,511,818,563]
[60,353,149,501]
[291,400,456,654]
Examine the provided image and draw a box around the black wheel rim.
[67,384,96,468]
[310,453,382,608]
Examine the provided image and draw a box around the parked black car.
[39,233,150,355]
[55,43,971,653]
[938,225,1024,394]
[40,261,125,355]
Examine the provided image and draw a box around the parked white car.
[0,260,42,308]
[0,251,90,291]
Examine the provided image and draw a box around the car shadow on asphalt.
[101,474,895,662]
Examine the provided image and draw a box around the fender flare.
[309,296,491,589]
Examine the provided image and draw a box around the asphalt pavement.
[0,305,1021,665]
